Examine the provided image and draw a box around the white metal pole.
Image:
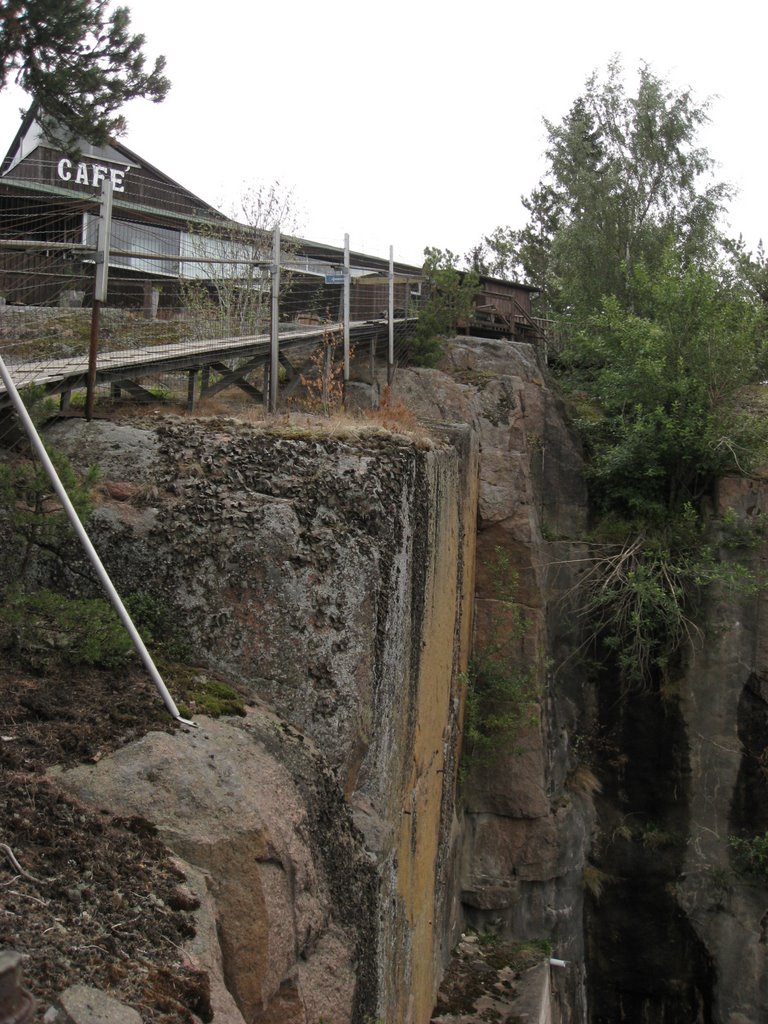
[270,224,280,412]
[0,354,194,727]
[343,233,350,384]
[93,178,114,303]
[87,179,114,421]
[388,245,395,384]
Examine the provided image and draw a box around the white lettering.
[91,164,108,188]
[109,167,126,192]
[56,158,130,191]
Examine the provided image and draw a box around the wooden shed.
[462,275,547,344]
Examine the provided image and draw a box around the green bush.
[0,445,99,579]
[408,247,480,367]
[0,587,132,668]
[124,590,187,662]
[728,831,768,881]
[574,513,760,688]
[461,548,537,774]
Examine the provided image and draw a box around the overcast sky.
[1,0,766,267]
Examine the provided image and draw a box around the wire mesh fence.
[0,159,423,441]
[0,166,424,726]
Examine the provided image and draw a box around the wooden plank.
[186,368,198,412]
[278,352,298,380]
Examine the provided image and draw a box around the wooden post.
[187,368,197,412]
[143,281,160,319]
[388,245,395,385]
[86,299,101,421]
[322,341,332,411]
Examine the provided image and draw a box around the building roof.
[1,103,226,224]
[0,105,423,280]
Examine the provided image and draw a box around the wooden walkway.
[0,317,413,411]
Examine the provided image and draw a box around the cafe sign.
[57,158,128,192]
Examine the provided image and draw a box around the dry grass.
[565,763,602,796]
[89,378,437,450]
[177,389,436,449]
[583,863,611,899]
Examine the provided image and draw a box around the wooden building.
[0,107,229,308]
[462,275,547,344]
[0,109,546,351]
[0,107,421,321]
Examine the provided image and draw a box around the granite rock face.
[672,474,768,1024]
[19,334,768,1022]
[393,339,593,1017]
[57,711,368,1024]
[45,415,477,1024]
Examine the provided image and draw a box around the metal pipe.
[0,353,194,727]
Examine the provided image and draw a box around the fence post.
[269,224,280,413]
[388,245,395,385]
[86,179,114,421]
[343,233,350,387]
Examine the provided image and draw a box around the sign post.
[86,179,114,421]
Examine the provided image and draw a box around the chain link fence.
[0,176,423,444]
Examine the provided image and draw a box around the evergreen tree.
[0,1,169,150]
[484,59,730,316]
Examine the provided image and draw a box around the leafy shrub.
[0,444,99,580]
[124,590,187,662]
[296,329,347,415]
[408,247,481,367]
[0,587,132,668]
[461,547,538,774]
[572,511,760,688]
[728,831,768,881]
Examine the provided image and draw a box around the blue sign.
[324,274,345,285]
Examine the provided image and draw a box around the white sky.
[1,0,766,267]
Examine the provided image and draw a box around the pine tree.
[0,1,169,150]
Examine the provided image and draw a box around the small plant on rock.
[461,547,538,776]
[728,831,768,881]
[297,327,348,415]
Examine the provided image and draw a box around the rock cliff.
[582,471,768,1024]
[391,340,593,1019]
[44,413,477,1024]
[4,335,767,1023]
